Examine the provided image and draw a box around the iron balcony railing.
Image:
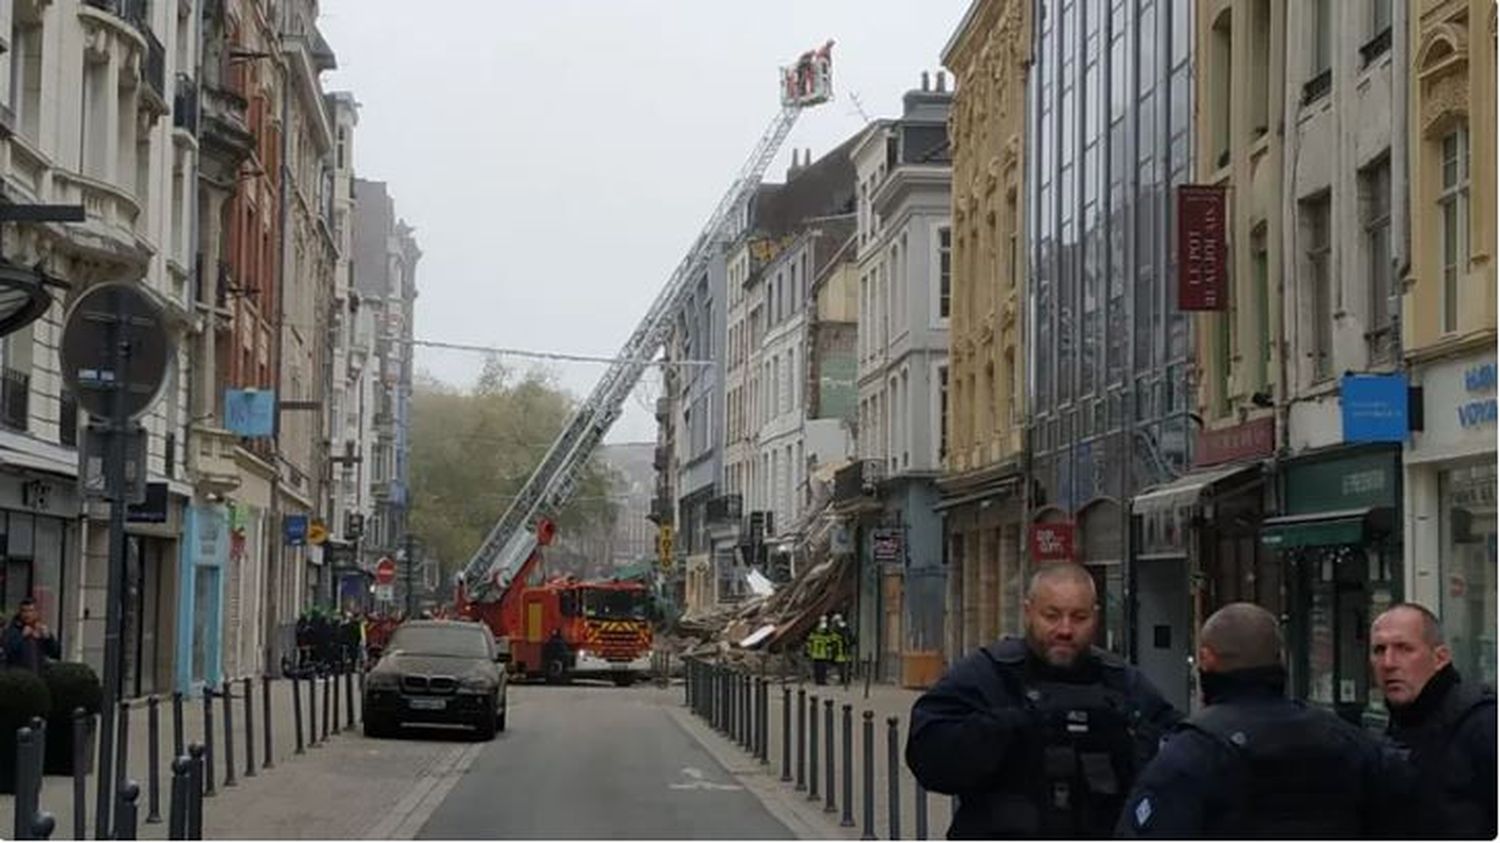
[1,369,30,431]
[174,73,199,134]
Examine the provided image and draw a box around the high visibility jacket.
[805,630,833,661]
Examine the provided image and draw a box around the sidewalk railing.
[9,653,367,840]
[683,656,942,840]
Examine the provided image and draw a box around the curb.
[365,742,486,840]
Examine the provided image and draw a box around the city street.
[418,683,796,840]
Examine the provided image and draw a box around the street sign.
[284,514,309,547]
[60,283,172,421]
[375,557,397,585]
[79,423,148,504]
[373,583,395,602]
[308,520,328,545]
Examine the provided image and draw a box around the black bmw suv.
[362,620,508,740]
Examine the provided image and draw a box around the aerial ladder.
[456,42,836,608]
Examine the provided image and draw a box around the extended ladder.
[460,43,835,600]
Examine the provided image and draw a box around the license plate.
[408,697,446,711]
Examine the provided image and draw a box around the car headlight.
[365,672,399,691]
[460,675,493,692]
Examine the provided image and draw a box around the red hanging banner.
[1177,185,1228,311]
[1029,522,1076,564]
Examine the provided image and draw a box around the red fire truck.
[456,519,653,685]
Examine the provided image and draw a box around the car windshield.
[386,625,490,658]
[582,588,648,621]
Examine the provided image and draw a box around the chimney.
[936,71,947,93]
[921,71,931,92]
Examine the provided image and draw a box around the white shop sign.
[1410,351,1498,464]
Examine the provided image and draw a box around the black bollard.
[169,757,190,840]
[306,673,318,748]
[807,694,820,802]
[759,679,769,765]
[14,726,39,841]
[187,744,205,840]
[742,674,752,751]
[331,664,341,736]
[172,692,185,758]
[292,673,305,754]
[322,673,332,741]
[862,711,876,841]
[887,717,901,840]
[781,686,792,782]
[262,676,275,769]
[201,692,216,796]
[115,701,129,796]
[222,682,237,787]
[147,696,163,823]
[824,699,836,814]
[117,780,141,840]
[73,709,90,841]
[915,780,930,840]
[345,663,356,729]
[841,704,855,828]
[795,687,807,791]
[243,677,256,779]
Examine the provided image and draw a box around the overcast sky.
[320,0,971,443]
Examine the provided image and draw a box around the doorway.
[1135,556,1191,711]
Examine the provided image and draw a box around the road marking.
[669,766,744,791]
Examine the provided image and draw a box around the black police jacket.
[906,637,1180,840]
[1386,665,1497,839]
[1117,666,1413,839]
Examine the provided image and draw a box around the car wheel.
[474,702,497,741]
[612,673,635,687]
[363,714,392,739]
[497,704,507,734]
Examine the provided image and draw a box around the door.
[1134,556,1191,712]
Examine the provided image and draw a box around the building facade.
[939,0,1031,671]
[1401,0,1496,689]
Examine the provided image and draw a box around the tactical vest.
[987,645,1145,838]
[1185,700,1366,837]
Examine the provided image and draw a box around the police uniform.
[1117,665,1413,838]
[1385,664,1497,839]
[906,637,1179,839]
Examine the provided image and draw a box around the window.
[938,366,949,462]
[1249,0,1271,135]
[1006,349,1020,425]
[1211,11,1233,167]
[1304,195,1333,380]
[1251,228,1271,391]
[1369,0,1392,44]
[1305,0,1333,101]
[938,227,952,319]
[1361,159,1393,359]
[1440,127,1470,334]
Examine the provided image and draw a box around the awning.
[934,477,1021,512]
[1131,462,1262,517]
[1260,507,1396,550]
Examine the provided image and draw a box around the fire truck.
[457,519,654,684]
[451,45,833,686]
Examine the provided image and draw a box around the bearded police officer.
[1371,603,1496,839]
[1118,603,1412,838]
[906,563,1180,839]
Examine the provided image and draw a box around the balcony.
[84,0,149,30]
[647,494,674,527]
[706,494,743,524]
[143,30,167,107]
[833,460,883,503]
[189,425,241,494]
[1,369,29,431]
[173,73,199,135]
[653,445,670,472]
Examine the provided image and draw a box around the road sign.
[60,283,172,421]
[375,557,397,585]
[308,520,328,545]
[373,583,394,602]
[283,514,309,547]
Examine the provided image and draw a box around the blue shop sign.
[1342,373,1409,443]
[225,389,276,437]
[1459,363,1498,429]
[284,514,309,547]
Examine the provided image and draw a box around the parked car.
[362,620,508,740]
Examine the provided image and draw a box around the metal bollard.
[345,663,356,729]
[201,692,216,797]
[262,676,275,769]
[115,701,129,794]
[824,699,836,813]
[743,674,752,751]
[331,664,341,736]
[169,756,190,840]
[807,694,820,802]
[117,780,141,840]
[759,679,769,765]
[306,673,318,748]
[222,682,237,787]
[781,686,792,782]
[292,673,305,753]
[172,692,185,758]
[862,711,876,840]
[243,677,256,779]
[915,781,929,840]
[73,709,90,841]
[147,696,163,823]
[841,704,855,828]
[887,717,901,840]
[323,672,333,740]
[187,744,205,841]
[795,687,807,791]
[14,725,39,841]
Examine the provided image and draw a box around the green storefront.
[1261,446,1402,726]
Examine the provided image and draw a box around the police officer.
[1118,602,1411,838]
[833,614,855,686]
[906,563,1180,839]
[1371,603,1496,839]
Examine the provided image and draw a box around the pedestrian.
[2,597,61,672]
[1117,602,1413,838]
[1371,602,1496,839]
[805,616,832,685]
[832,614,854,686]
[906,562,1180,839]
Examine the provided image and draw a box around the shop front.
[1262,446,1402,726]
[177,504,228,695]
[0,462,81,658]
[936,468,1022,667]
[1406,350,1497,687]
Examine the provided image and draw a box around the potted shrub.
[0,668,53,794]
[40,661,102,775]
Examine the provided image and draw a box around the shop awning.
[1260,507,1396,550]
[1131,462,1262,517]
[934,477,1022,512]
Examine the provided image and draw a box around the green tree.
[408,358,618,584]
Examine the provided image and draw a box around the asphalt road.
[417,682,796,839]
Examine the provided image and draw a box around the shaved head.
[1200,603,1283,672]
[1023,564,1099,668]
[1027,563,1098,602]
[1375,603,1445,647]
